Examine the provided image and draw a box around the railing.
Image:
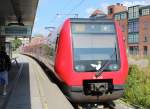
[11,57,19,68]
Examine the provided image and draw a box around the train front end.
[55,18,128,103]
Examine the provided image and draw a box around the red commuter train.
[23,18,128,103]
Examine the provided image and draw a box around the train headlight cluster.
[75,65,85,71]
[108,64,119,71]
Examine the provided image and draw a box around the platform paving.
[4,54,74,109]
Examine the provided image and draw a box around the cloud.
[86,4,108,16]
[86,7,97,15]
[122,0,150,7]
[100,3,109,14]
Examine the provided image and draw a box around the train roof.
[70,18,114,23]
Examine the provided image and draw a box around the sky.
[32,0,150,36]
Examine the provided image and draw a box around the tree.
[12,38,22,51]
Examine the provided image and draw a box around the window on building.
[128,7,133,19]
[133,21,139,32]
[144,36,148,42]
[142,8,150,16]
[114,15,117,20]
[129,46,139,55]
[128,21,139,32]
[114,14,120,20]
[121,13,127,19]
[128,22,132,32]
[128,33,139,43]
[128,13,133,19]
[108,8,113,14]
[144,46,148,55]
[128,6,139,19]
[133,6,139,18]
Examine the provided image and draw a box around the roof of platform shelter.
[0,0,39,37]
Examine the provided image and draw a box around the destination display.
[0,26,32,36]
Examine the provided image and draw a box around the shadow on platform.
[0,62,32,109]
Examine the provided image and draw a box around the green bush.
[124,65,150,108]
[11,38,22,51]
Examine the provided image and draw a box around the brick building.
[107,3,150,56]
[139,6,150,56]
[107,3,127,18]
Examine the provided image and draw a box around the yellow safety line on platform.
[43,103,48,109]
[28,58,48,109]
[33,67,45,108]
[35,67,49,109]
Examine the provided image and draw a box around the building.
[107,3,150,56]
[139,6,150,56]
[107,3,127,18]
[90,9,107,18]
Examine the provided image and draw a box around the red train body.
[23,18,128,103]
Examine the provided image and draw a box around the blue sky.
[32,0,150,36]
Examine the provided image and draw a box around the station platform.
[0,54,74,109]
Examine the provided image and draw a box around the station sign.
[0,26,32,36]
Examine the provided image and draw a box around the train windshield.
[71,22,120,72]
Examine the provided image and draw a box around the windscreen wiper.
[95,46,117,78]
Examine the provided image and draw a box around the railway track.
[25,54,134,109]
[76,102,117,109]
[76,101,135,109]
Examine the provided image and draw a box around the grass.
[124,58,150,109]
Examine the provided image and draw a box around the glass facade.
[128,33,139,43]
[121,13,127,19]
[133,6,139,18]
[114,13,127,20]
[128,21,139,32]
[128,6,139,19]
[133,21,139,32]
[128,7,133,19]
[142,8,150,16]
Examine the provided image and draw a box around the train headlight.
[109,64,119,71]
[75,65,85,71]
